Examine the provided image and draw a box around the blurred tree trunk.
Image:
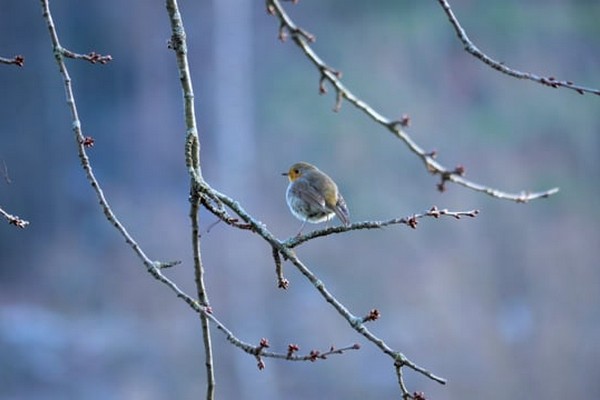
[214,2,276,399]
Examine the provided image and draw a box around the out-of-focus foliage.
[1,1,598,399]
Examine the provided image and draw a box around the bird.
[282,162,350,233]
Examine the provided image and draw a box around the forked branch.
[196,181,455,393]
[266,0,560,203]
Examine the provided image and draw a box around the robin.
[283,162,350,233]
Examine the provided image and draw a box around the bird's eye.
[294,169,299,174]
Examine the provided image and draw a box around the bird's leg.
[295,219,308,237]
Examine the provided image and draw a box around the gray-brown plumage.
[283,162,350,231]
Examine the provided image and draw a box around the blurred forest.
[1,0,599,399]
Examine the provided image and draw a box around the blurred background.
[1,0,599,399]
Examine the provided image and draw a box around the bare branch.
[165,0,216,397]
[38,0,215,389]
[38,1,367,395]
[0,206,29,228]
[266,0,560,203]
[284,206,479,248]
[40,2,340,381]
[194,181,449,386]
[272,247,289,289]
[395,363,411,399]
[0,55,25,67]
[61,49,112,64]
[253,339,360,370]
[41,0,152,268]
[436,0,600,96]
[189,190,215,395]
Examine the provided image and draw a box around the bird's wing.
[289,180,327,210]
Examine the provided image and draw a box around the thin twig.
[284,206,479,248]
[61,49,112,64]
[272,247,289,289]
[436,0,600,96]
[40,0,155,270]
[283,244,447,385]
[190,190,215,396]
[266,0,560,202]
[0,206,29,228]
[0,55,25,67]
[254,339,360,370]
[395,363,411,399]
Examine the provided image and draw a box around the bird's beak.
[281,172,288,176]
